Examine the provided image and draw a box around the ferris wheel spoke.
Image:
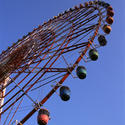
[1,28,74,113]
[25,24,98,64]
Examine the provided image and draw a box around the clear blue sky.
[0,0,125,125]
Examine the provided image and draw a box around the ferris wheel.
[0,1,114,125]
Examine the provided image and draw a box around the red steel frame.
[18,7,102,125]
[0,2,110,125]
